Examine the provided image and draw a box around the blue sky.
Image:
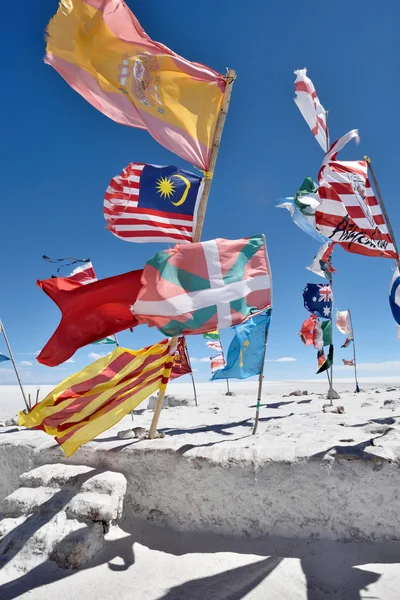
[1,0,399,385]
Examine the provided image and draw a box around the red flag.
[299,314,318,346]
[37,270,142,367]
[170,337,192,380]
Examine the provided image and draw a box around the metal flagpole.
[252,329,269,435]
[348,310,360,393]
[0,319,29,412]
[148,70,237,439]
[364,156,400,268]
[184,339,198,407]
[324,111,338,404]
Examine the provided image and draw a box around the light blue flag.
[211,311,271,381]
[0,353,10,363]
[276,198,328,244]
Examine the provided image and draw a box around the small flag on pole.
[0,353,10,363]
[294,69,328,151]
[210,353,225,374]
[342,358,355,366]
[170,337,192,380]
[316,345,334,374]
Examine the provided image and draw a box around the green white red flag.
[132,235,272,336]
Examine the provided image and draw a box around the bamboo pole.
[348,309,360,393]
[252,329,269,435]
[148,70,237,439]
[364,156,400,268]
[0,319,29,412]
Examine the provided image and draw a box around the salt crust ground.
[2,380,400,598]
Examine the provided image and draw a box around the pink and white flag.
[294,69,328,151]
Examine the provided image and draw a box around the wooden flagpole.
[148,69,237,439]
[348,309,359,393]
[0,319,29,412]
[364,156,400,267]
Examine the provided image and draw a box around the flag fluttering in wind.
[37,270,142,366]
[170,337,192,380]
[21,340,175,456]
[132,235,272,337]
[211,311,271,380]
[276,177,328,244]
[203,331,220,341]
[294,69,328,151]
[342,358,355,366]
[307,242,336,279]
[0,353,10,363]
[45,0,226,169]
[303,283,333,319]
[104,163,203,244]
[206,340,223,352]
[316,345,334,374]
[299,314,331,349]
[336,310,352,335]
[203,330,223,352]
[67,262,97,284]
[341,336,353,348]
[210,354,225,374]
[316,131,398,259]
[67,262,116,346]
[389,267,400,326]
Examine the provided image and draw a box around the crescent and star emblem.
[155,174,191,206]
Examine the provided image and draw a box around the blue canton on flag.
[390,267,400,326]
[211,311,271,380]
[303,283,333,319]
[104,163,204,244]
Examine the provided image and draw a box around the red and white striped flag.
[104,163,203,244]
[316,132,398,259]
[294,69,328,151]
[342,358,354,366]
[210,353,225,373]
[67,262,97,285]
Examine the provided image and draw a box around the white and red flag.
[342,358,355,366]
[67,262,97,285]
[294,69,328,151]
[210,353,226,373]
[316,132,398,259]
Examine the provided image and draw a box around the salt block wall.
[0,438,399,542]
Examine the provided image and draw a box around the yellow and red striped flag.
[19,339,175,456]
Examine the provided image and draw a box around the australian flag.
[303,283,333,319]
[104,162,203,244]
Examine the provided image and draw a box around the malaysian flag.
[316,132,398,259]
[104,163,204,244]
